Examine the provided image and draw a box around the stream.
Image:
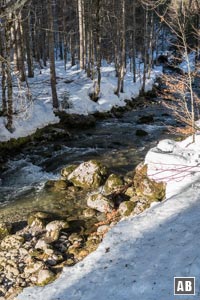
[0,98,178,224]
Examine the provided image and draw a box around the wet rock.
[37,269,55,286]
[45,220,69,242]
[61,164,77,178]
[1,235,24,250]
[104,174,124,194]
[87,193,114,213]
[0,222,12,240]
[35,239,50,251]
[54,180,69,190]
[68,160,108,189]
[45,180,70,191]
[82,208,97,218]
[118,201,137,217]
[68,233,83,244]
[27,212,51,228]
[24,261,43,275]
[137,115,154,124]
[135,129,148,137]
[133,163,166,202]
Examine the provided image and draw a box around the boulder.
[37,269,55,286]
[87,193,114,213]
[125,187,135,197]
[45,220,69,243]
[104,174,124,194]
[0,222,12,240]
[45,180,70,191]
[118,201,137,217]
[61,164,77,178]
[133,163,166,202]
[68,160,108,189]
[28,211,52,228]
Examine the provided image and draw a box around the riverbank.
[0,156,166,299]
[0,61,162,143]
[17,132,200,300]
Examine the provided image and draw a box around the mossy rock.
[125,187,135,197]
[37,269,56,286]
[0,222,12,240]
[45,220,69,242]
[104,174,124,194]
[118,201,137,217]
[61,164,77,178]
[45,179,70,191]
[133,163,166,202]
[68,160,108,189]
[28,211,52,228]
[87,193,114,213]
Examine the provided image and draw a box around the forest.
[0,1,200,300]
[0,0,199,132]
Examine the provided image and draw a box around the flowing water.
[0,102,177,223]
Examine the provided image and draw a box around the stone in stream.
[135,129,148,137]
[45,179,70,191]
[0,222,12,240]
[104,174,124,194]
[67,160,108,189]
[61,164,77,179]
[27,211,52,228]
[87,193,114,213]
[137,115,154,124]
[45,220,69,243]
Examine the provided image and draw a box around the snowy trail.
[18,183,200,300]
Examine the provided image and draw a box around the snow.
[18,131,200,300]
[179,52,196,73]
[145,134,200,199]
[18,181,200,300]
[0,61,162,142]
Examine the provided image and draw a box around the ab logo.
[174,277,195,295]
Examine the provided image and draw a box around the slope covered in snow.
[18,134,200,300]
[0,62,162,142]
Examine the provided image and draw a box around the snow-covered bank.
[0,62,162,142]
[17,132,200,300]
[18,181,200,300]
[145,134,200,199]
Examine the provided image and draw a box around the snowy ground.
[18,133,200,300]
[0,61,162,142]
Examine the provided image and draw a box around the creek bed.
[0,101,177,224]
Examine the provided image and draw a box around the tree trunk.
[47,0,59,109]
[78,0,84,69]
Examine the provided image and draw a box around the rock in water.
[87,193,114,213]
[0,222,12,240]
[68,160,108,189]
[61,164,77,178]
[45,220,69,242]
[135,129,148,137]
[104,174,124,194]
